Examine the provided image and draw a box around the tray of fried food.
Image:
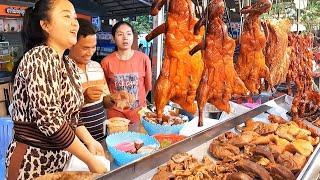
[208,114,319,180]
[151,152,250,180]
[150,113,320,180]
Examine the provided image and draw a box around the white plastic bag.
[63,155,110,172]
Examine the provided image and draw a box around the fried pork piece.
[287,122,301,135]
[172,169,192,176]
[274,121,316,146]
[292,153,307,170]
[235,160,272,180]
[275,121,305,142]
[305,136,320,146]
[216,132,238,143]
[256,157,271,166]
[144,111,186,125]
[293,118,320,137]
[275,126,295,142]
[243,144,256,156]
[251,134,274,145]
[153,153,218,180]
[243,119,278,135]
[111,90,136,110]
[151,170,175,180]
[209,141,240,161]
[268,114,287,124]
[276,151,306,172]
[228,131,259,147]
[267,163,295,180]
[214,161,237,175]
[286,139,314,157]
[225,132,238,140]
[268,142,287,158]
[144,112,158,123]
[295,128,311,139]
[256,123,279,135]
[226,172,253,180]
[171,152,190,163]
[167,160,184,171]
[243,119,261,131]
[252,145,275,164]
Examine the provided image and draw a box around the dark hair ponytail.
[13,0,54,77]
[21,0,54,52]
[111,21,135,52]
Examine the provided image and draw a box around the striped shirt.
[78,60,109,141]
[80,102,106,141]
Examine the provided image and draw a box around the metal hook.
[195,0,202,18]
[223,0,231,29]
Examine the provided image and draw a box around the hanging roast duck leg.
[235,0,272,94]
[190,0,248,126]
[150,0,167,16]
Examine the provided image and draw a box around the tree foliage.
[300,1,320,31]
[262,0,320,32]
[123,15,152,34]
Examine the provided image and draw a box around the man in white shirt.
[69,18,113,141]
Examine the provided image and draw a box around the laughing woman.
[6,0,107,179]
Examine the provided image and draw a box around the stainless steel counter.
[97,95,320,180]
[97,100,272,180]
[298,143,320,180]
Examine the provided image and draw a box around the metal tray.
[97,95,320,180]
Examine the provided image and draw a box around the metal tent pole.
[297,0,300,32]
[136,0,152,6]
[150,4,165,89]
[239,0,243,34]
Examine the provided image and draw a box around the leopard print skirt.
[6,140,71,180]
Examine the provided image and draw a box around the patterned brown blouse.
[12,45,84,150]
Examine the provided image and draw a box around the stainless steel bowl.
[203,111,222,119]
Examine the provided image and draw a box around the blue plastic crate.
[0,160,4,180]
[106,132,159,166]
[0,117,13,180]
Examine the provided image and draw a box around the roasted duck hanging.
[287,34,320,120]
[146,0,204,119]
[235,0,272,94]
[190,0,249,126]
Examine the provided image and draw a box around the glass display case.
[0,41,14,72]
[0,41,9,56]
